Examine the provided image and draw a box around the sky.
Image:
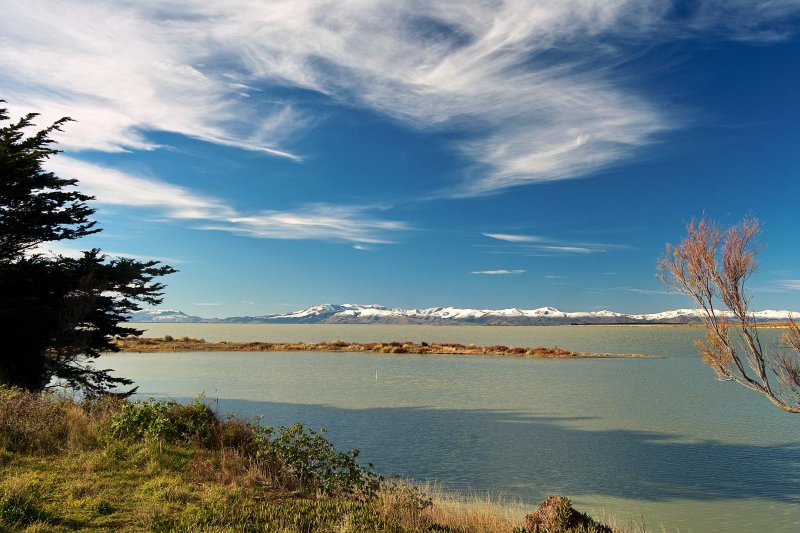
[1,0,799,317]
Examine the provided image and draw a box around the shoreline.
[128,321,792,328]
[114,336,659,358]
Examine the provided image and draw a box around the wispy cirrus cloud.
[626,287,678,296]
[482,231,622,255]
[540,245,598,255]
[471,269,525,275]
[198,204,407,244]
[3,1,799,196]
[47,158,407,245]
[482,233,543,243]
[684,0,800,41]
[48,157,233,220]
[0,2,304,158]
[752,280,800,294]
[586,285,682,296]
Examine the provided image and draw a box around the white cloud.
[193,302,222,306]
[541,245,599,254]
[483,233,544,243]
[29,240,185,264]
[471,269,525,275]
[44,158,406,245]
[0,1,303,158]
[2,1,797,198]
[627,287,678,295]
[482,231,618,255]
[48,157,232,219]
[199,204,407,244]
[780,280,800,290]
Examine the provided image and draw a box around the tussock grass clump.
[0,388,118,454]
[0,475,50,528]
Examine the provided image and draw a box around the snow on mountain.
[753,309,797,320]
[271,303,349,319]
[127,309,209,323]
[127,304,797,324]
[266,303,393,322]
[634,309,707,321]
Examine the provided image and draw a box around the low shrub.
[109,397,219,447]
[258,423,383,499]
[107,397,382,499]
[1,388,383,502]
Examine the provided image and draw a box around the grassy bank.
[0,388,620,532]
[114,337,657,359]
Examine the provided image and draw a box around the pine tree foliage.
[0,106,97,261]
[0,102,175,395]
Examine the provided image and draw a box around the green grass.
[0,387,617,532]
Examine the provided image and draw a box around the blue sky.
[2,1,799,316]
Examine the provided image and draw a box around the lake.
[107,324,800,532]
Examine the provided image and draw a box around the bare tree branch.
[658,217,800,414]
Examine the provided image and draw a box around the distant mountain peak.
[127,304,797,325]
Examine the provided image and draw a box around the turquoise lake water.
[106,324,800,532]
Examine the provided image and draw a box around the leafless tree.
[658,217,800,413]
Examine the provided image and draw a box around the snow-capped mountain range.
[128,304,797,325]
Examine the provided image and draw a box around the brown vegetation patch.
[525,495,612,532]
[114,337,658,359]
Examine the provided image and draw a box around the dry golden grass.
[378,482,649,533]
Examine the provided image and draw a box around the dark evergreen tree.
[0,102,175,395]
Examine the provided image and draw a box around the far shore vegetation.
[114,337,659,359]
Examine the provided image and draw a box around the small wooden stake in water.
[375,369,378,381]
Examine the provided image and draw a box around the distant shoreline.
[129,321,792,328]
[114,337,659,358]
